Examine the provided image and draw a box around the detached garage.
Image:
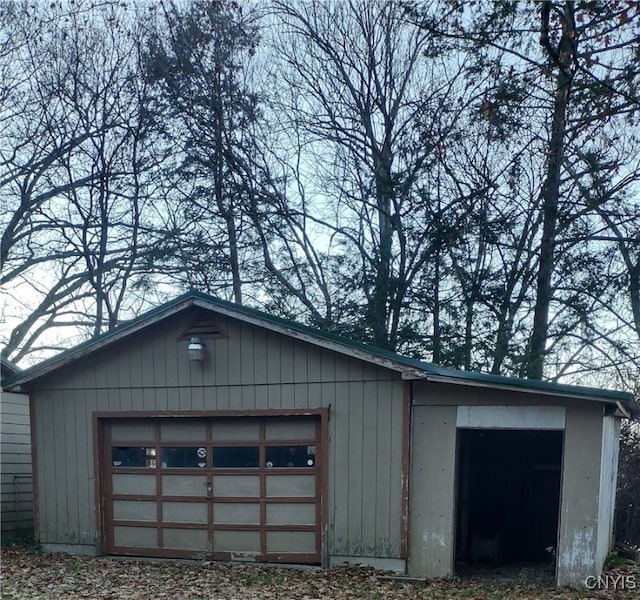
[4,292,632,587]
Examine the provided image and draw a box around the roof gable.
[3,291,633,407]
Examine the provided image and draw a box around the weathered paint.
[456,405,565,429]
[413,381,615,587]
[595,416,621,571]
[329,555,406,572]
[407,405,457,578]
[0,389,33,539]
[29,308,405,564]
[556,403,603,587]
[22,305,624,582]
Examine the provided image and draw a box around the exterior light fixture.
[188,337,205,361]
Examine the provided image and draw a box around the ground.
[1,547,638,599]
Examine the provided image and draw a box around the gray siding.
[557,402,604,586]
[31,310,405,559]
[411,381,614,586]
[1,390,33,539]
[408,405,457,578]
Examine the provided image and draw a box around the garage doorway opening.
[455,429,563,581]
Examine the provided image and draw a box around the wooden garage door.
[103,416,322,563]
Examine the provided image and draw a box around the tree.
[267,0,468,350]
[409,0,640,383]
[1,2,163,362]
[141,0,265,305]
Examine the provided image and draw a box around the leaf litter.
[1,546,638,599]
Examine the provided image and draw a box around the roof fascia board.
[5,291,632,407]
[191,298,426,379]
[5,298,196,390]
[423,374,630,404]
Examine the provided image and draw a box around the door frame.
[93,408,330,565]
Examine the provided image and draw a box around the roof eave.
[4,294,422,390]
[4,296,198,391]
[190,297,427,379]
[421,373,632,406]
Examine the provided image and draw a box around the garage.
[5,291,632,586]
[103,414,323,563]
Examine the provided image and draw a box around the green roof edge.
[4,290,634,405]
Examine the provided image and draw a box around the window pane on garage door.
[266,445,316,468]
[213,446,259,468]
[161,447,207,468]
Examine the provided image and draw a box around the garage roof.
[3,291,634,407]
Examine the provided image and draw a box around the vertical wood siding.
[32,311,405,559]
[1,391,33,539]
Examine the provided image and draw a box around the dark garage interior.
[455,429,563,573]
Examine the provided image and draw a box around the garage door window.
[112,447,156,468]
[213,446,259,468]
[265,445,316,468]
[161,447,207,468]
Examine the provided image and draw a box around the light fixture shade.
[188,337,205,361]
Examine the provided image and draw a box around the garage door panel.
[112,473,156,495]
[266,503,316,525]
[213,530,261,552]
[114,525,158,548]
[106,415,322,563]
[160,420,207,441]
[212,420,260,441]
[163,501,208,524]
[265,418,316,440]
[266,531,316,553]
[213,502,260,525]
[163,528,208,550]
[111,421,155,442]
[266,475,315,497]
[113,500,157,522]
[213,475,260,497]
[162,474,207,496]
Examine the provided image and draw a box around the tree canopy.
[1,0,638,391]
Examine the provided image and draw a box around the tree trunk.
[370,142,394,349]
[527,1,576,379]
